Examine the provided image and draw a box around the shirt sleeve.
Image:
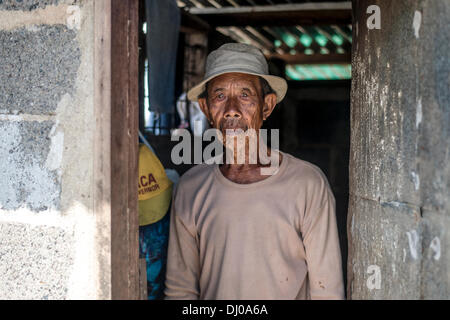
[164,189,200,300]
[300,171,345,300]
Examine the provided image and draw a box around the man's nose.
[223,98,242,119]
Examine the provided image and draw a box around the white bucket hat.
[187,43,288,103]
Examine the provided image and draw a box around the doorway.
[111,0,353,299]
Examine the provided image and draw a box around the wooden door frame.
[94,0,140,300]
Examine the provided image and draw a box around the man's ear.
[262,93,277,120]
[198,98,212,124]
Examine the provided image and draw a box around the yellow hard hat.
[138,143,173,226]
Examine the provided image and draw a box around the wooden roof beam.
[266,52,351,65]
[216,27,268,54]
[188,2,352,26]
[180,9,211,33]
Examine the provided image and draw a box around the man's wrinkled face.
[198,73,276,136]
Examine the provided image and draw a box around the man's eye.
[217,93,225,99]
[242,92,248,97]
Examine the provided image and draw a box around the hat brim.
[187,71,288,104]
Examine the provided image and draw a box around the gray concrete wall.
[348,0,450,299]
[0,0,111,299]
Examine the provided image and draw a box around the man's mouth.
[220,119,248,133]
[224,129,246,136]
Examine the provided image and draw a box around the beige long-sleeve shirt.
[165,151,344,300]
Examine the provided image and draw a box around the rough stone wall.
[348,0,450,299]
[0,0,110,299]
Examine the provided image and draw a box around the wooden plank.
[266,53,351,64]
[94,0,112,300]
[111,0,140,300]
[138,0,146,132]
[128,0,140,301]
[189,2,352,14]
[188,2,352,26]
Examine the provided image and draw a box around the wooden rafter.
[188,2,352,26]
[266,52,351,65]
[180,9,211,33]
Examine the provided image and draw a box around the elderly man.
[164,43,344,300]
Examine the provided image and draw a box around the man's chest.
[192,187,302,245]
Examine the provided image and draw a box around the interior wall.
[0,0,111,299]
[348,0,450,299]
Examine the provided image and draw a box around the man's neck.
[219,148,283,184]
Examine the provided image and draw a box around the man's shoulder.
[175,163,215,192]
[171,164,215,222]
[281,152,335,206]
[282,152,330,186]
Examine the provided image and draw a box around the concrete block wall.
[0,0,110,299]
[348,0,450,299]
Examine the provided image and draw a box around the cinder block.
[350,0,450,212]
[421,210,450,299]
[0,0,78,11]
[0,25,80,115]
[349,196,422,299]
[0,222,74,300]
[0,120,60,211]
